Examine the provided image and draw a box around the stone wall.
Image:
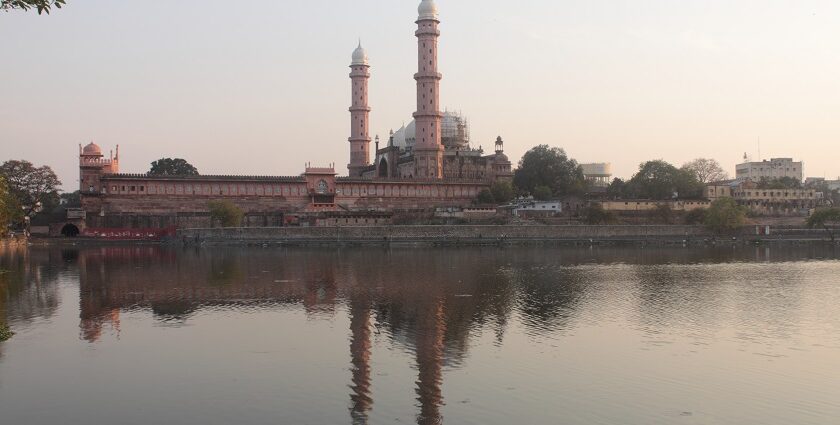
[180,225,713,243]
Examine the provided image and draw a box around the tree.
[1,177,23,236]
[0,160,61,217]
[806,208,840,242]
[650,204,674,224]
[208,200,244,228]
[513,145,585,198]
[581,203,617,225]
[682,158,728,184]
[704,198,747,234]
[1,0,65,14]
[490,181,514,204]
[475,189,495,205]
[627,160,704,200]
[149,158,199,177]
[684,208,707,225]
[757,177,801,189]
[532,185,553,201]
[606,177,627,199]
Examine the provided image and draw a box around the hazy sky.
[2,0,839,190]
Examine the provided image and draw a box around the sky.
[2,0,839,190]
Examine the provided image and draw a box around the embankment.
[177,225,728,246]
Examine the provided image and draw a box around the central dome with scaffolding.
[389,110,470,151]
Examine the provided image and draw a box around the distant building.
[596,200,711,213]
[805,177,840,191]
[499,199,562,218]
[581,163,612,188]
[706,179,823,216]
[736,156,803,182]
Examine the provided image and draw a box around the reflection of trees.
[0,244,61,332]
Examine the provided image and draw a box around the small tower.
[79,142,120,194]
[348,42,372,177]
[412,0,444,179]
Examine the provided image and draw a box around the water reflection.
[1,244,839,424]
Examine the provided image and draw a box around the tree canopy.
[625,160,704,200]
[513,145,585,199]
[704,198,747,233]
[1,0,65,14]
[682,158,728,184]
[806,208,840,242]
[149,158,199,177]
[0,160,62,217]
[756,177,801,189]
[1,176,22,236]
[209,200,244,228]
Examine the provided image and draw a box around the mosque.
[72,0,512,233]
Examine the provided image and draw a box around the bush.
[650,204,674,224]
[581,204,617,225]
[704,198,747,234]
[684,208,707,225]
[208,200,244,228]
[490,181,515,204]
[475,189,495,205]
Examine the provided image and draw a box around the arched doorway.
[61,223,80,237]
[378,158,389,178]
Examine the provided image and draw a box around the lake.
[1,244,839,424]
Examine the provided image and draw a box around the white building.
[735,157,803,182]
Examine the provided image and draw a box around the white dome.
[351,42,368,66]
[418,0,439,20]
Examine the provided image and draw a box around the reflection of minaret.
[415,299,446,425]
[413,0,444,179]
[349,298,373,424]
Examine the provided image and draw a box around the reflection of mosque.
[75,247,519,424]
[4,243,838,422]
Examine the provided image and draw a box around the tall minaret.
[348,42,372,177]
[413,0,444,179]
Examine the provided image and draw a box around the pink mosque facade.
[76,1,512,231]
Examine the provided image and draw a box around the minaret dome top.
[351,42,369,66]
[418,0,439,20]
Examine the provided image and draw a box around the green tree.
[208,200,244,228]
[704,198,747,234]
[806,208,840,242]
[581,203,617,225]
[650,204,674,224]
[475,189,495,205]
[684,208,707,225]
[532,185,553,201]
[757,177,801,189]
[149,158,199,177]
[1,177,23,236]
[490,181,514,204]
[627,160,703,200]
[1,0,65,14]
[513,145,585,198]
[681,158,728,184]
[0,160,62,217]
[606,177,627,199]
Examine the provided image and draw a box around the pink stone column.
[348,44,372,177]
[413,1,443,179]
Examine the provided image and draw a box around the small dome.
[494,152,510,163]
[351,42,368,66]
[82,142,102,156]
[418,0,439,20]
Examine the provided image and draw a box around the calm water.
[1,244,840,425]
